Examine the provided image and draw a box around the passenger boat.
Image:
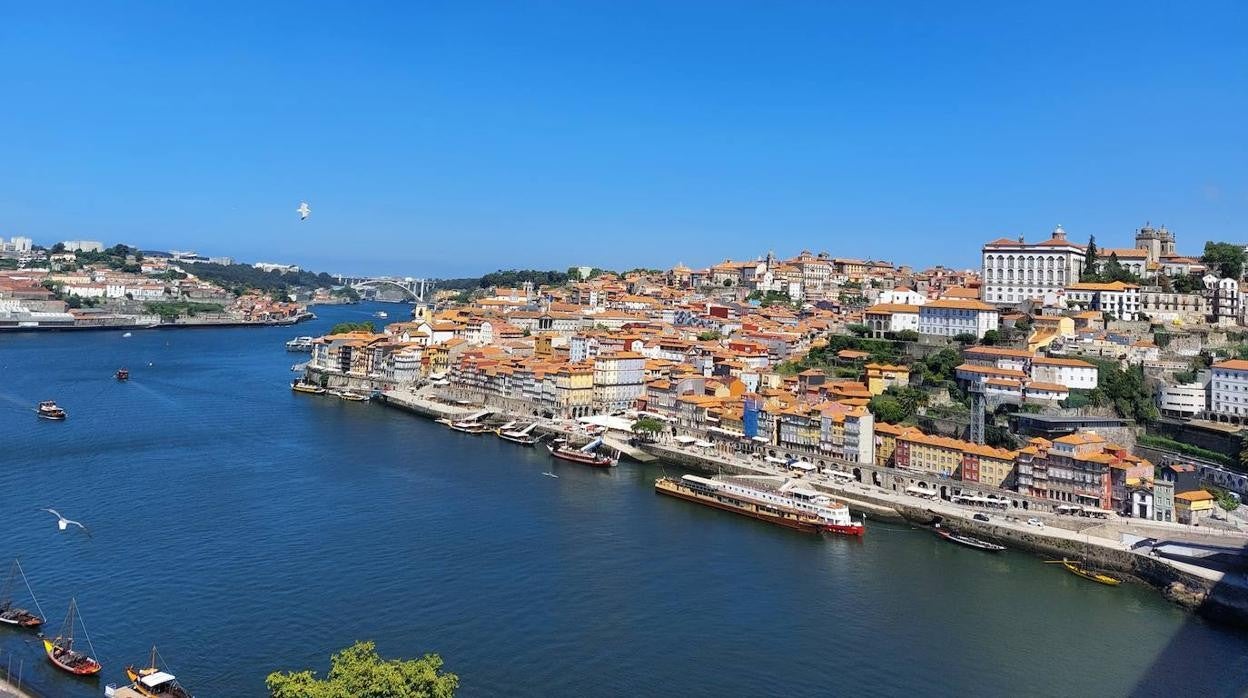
[655,474,865,536]
[42,597,102,676]
[497,422,542,445]
[115,368,130,381]
[291,381,326,395]
[0,560,44,629]
[375,311,389,319]
[1053,559,1121,586]
[448,419,490,433]
[121,646,194,698]
[37,401,67,420]
[285,336,314,352]
[547,437,617,467]
[935,526,1006,552]
[336,391,370,402]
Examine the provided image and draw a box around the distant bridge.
[335,275,434,303]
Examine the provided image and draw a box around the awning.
[694,440,714,448]
[140,673,177,687]
[905,486,933,495]
[751,436,770,443]
[708,426,745,438]
[674,435,698,444]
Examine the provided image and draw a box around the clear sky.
[2,2,1245,277]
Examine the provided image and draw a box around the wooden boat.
[547,437,617,467]
[0,560,44,629]
[124,646,193,698]
[42,597,102,676]
[448,421,490,433]
[1050,559,1121,586]
[935,526,1006,552]
[497,423,542,445]
[291,381,326,395]
[37,400,67,420]
[116,368,130,381]
[338,391,370,402]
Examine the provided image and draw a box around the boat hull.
[937,529,1003,551]
[37,413,66,421]
[43,639,101,676]
[548,447,615,467]
[1063,560,1121,586]
[655,481,822,533]
[822,522,866,537]
[0,607,43,628]
[498,432,541,446]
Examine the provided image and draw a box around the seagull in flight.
[297,201,311,221]
[41,509,91,538]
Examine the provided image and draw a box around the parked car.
[1026,517,1045,528]
[973,513,990,522]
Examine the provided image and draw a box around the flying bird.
[297,201,311,221]
[41,509,91,537]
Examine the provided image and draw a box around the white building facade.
[981,226,1086,305]
[917,299,999,339]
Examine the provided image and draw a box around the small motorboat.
[116,368,130,381]
[375,311,389,319]
[448,419,490,433]
[122,332,132,338]
[497,423,542,445]
[338,392,370,402]
[37,401,67,420]
[291,382,326,395]
[42,598,102,676]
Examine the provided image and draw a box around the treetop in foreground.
[267,640,458,698]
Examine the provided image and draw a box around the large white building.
[1156,379,1208,419]
[1062,281,1141,321]
[61,240,104,253]
[981,226,1086,305]
[1030,357,1099,390]
[917,299,999,339]
[1210,359,1248,423]
[863,303,920,338]
[592,352,645,413]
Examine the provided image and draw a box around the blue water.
[2,302,1247,697]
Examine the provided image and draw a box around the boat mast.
[60,597,78,650]
[15,560,46,621]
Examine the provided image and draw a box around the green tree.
[50,242,66,254]
[847,323,871,337]
[953,332,977,346]
[1202,241,1246,279]
[267,640,457,698]
[1084,235,1098,276]
[631,417,665,441]
[329,321,376,335]
[722,278,733,287]
[868,395,907,424]
[981,329,1001,346]
[697,330,722,341]
[893,329,920,342]
[1172,274,1202,294]
[1014,316,1033,332]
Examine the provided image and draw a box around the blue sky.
[1,2,1245,277]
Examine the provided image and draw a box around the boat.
[122,332,132,338]
[0,560,45,629]
[122,646,193,698]
[338,392,370,402]
[37,400,67,420]
[934,526,1006,552]
[497,422,542,445]
[547,437,617,467]
[375,311,388,319]
[655,474,865,536]
[42,597,102,676]
[291,381,326,395]
[116,368,130,381]
[285,336,314,352]
[1052,558,1122,586]
[448,419,490,433]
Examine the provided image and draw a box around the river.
[1,301,1246,697]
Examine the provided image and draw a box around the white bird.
[297,201,311,221]
[41,509,91,537]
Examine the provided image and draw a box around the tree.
[697,330,722,341]
[50,242,66,254]
[868,395,907,424]
[1240,434,1248,469]
[893,329,920,342]
[1014,316,1033,332]
[631,417,665,441]
[953,332,977,346]
[722,278,733,287]
[1202,241,1246,280]
[981,329,1001,346]
[1172,274,1201,294]
[1084,235,1098,275]
[266,640,458,698]
[847,323,871,338]
[329,321,376,335]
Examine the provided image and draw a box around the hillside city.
[4,226,1248,528]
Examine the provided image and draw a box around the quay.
[367,387,1248,626]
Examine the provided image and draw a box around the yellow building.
[1175,490,1216,525]
[865,363,911,396]
[1026,315,1074,353]
[555,362,594,418]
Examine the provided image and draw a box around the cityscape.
[4,3,1248,698]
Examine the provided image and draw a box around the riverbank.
[0,677,32,698]
[371,388,1248,627]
